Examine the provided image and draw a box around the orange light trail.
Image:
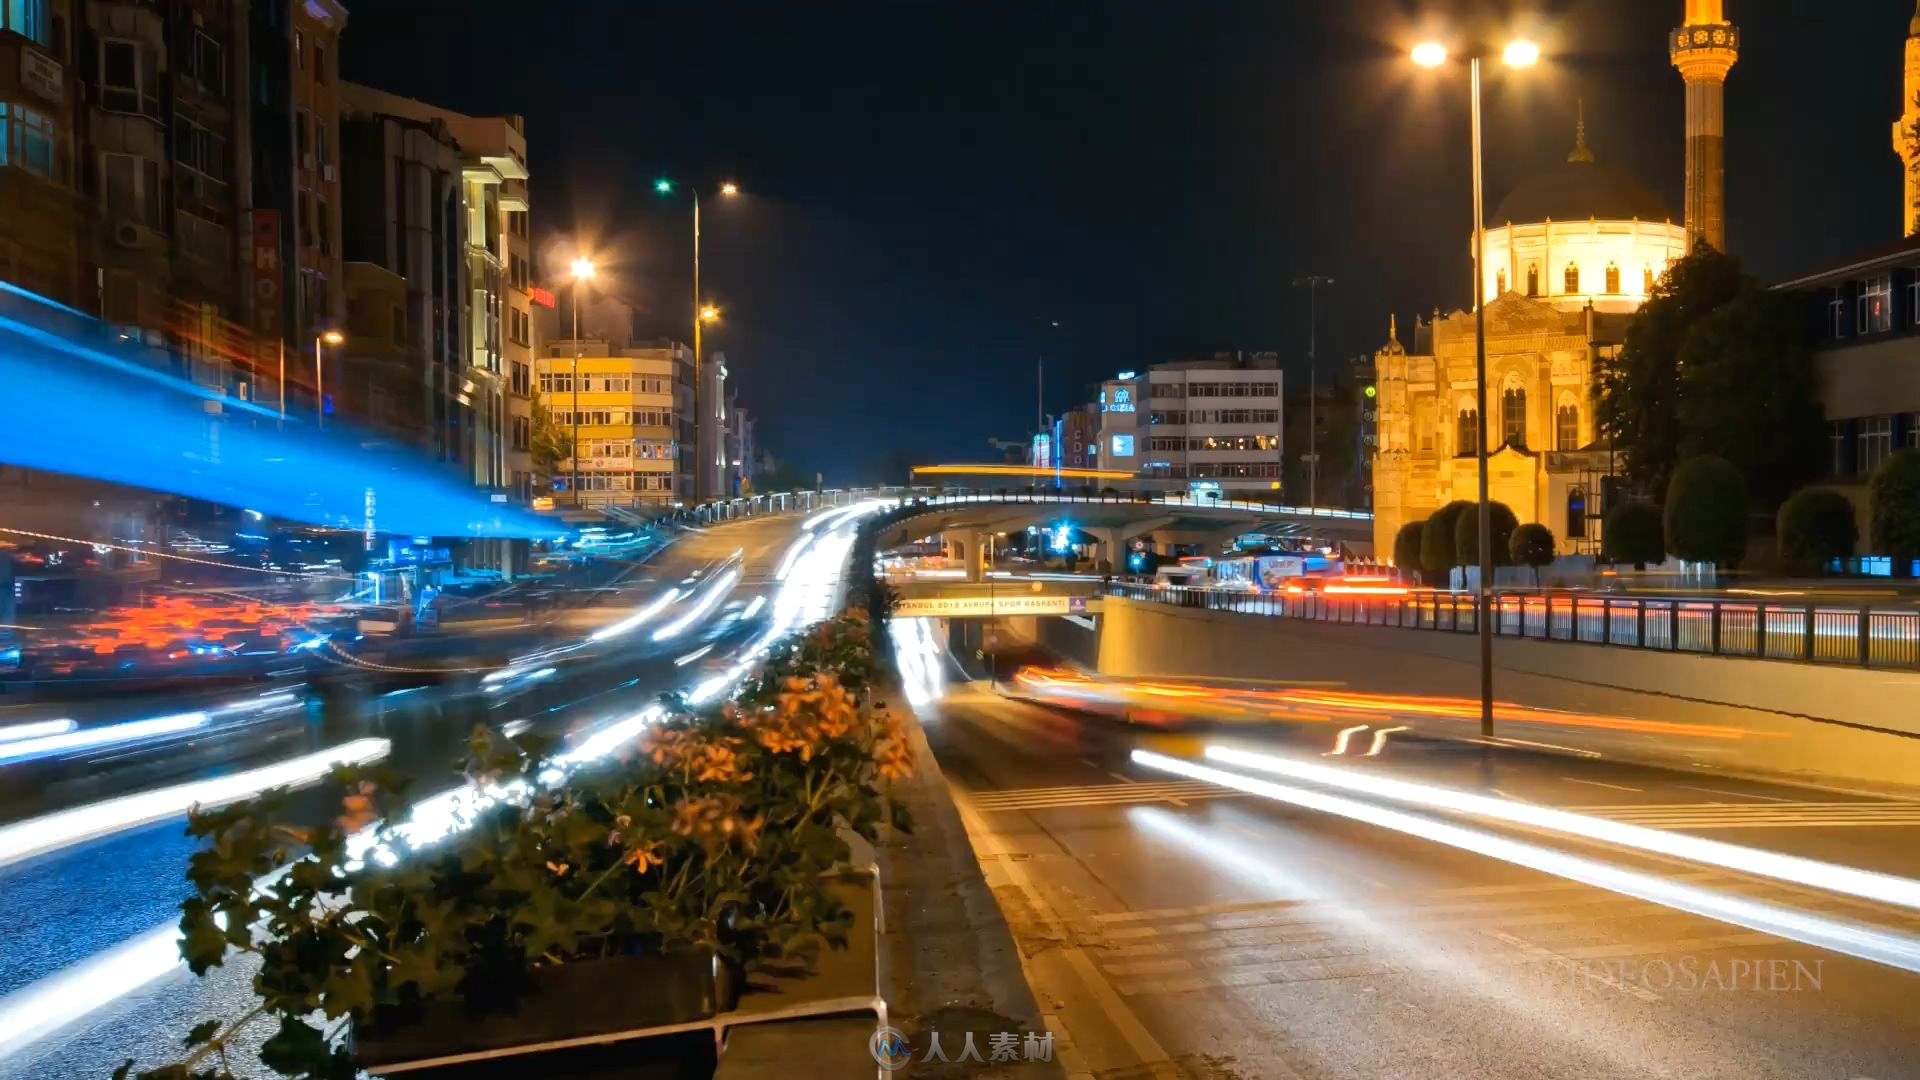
[911,463,1136,481]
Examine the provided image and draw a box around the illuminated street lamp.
[569,256,596,505]
[1411,34,1542,737]
[314,329,346,428]
[655,178,741,501]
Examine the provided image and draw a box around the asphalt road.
[0,510,829,1079]
[922,668,1920,1079]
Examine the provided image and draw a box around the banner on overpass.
[894,594,1095,618]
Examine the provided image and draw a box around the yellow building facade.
[535,342,690,507]
[1371,125,1675,562]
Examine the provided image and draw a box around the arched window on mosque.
[1556,403,1579,450]
[1496,269,1507,296]
[1564,262,1581,294]
[1604,262,1620,294]
[1502,387,1527,448]
[1644,266,1656,294]
[1457,408,1479,455]
[1526,265,1539,297]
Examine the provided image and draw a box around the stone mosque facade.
[1370,1,1738,560]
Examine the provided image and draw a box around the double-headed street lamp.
[654,178,740,503]
[1411,34,1540,738]
[568,255,596,505]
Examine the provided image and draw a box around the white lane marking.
[1673,784,1793,803]
[1488,787,1530,803]
[1560,777,1644,793]
[1363,725,1408,757]
[1326,724,1368,756]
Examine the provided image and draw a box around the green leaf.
[257,1016,331,1076]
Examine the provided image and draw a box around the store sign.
[1104,386,1135,413]
[893,594,1096,618]
[250,211,282,341]
[1110,434,1134,457]
[528,286,557,309]
[20,51,62,105]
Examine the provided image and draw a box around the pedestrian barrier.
[1104,582,1920,672]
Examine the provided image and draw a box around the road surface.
[923,664,1920,1079]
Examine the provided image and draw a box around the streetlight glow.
[1503,40,1541,68]
[1411,41,1448,68]
[570,257,595,281]
[720,181,739,197]
[319,330,346,347]
[700,305,721,323]
[654,178,674,194]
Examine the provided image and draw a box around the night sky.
[342,1,1913,482]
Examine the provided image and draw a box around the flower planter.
[355,948,722,1074]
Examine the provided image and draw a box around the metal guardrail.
[679,487,1373,526]
[1104,582,1920,672]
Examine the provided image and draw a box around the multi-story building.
[1099,354,1285,498]
[332,82,524,495]
[700,349,729,500]
[535,338,693,508]
[0,0,84,309]
[246,0,346,413]
[724,391,755,497]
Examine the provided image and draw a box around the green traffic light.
[1364,385,1377,398]
[654,178,674,194]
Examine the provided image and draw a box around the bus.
[1211,553,1343,592]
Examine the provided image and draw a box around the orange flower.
[622,841,666,872]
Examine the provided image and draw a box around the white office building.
[1098,354,1285,499]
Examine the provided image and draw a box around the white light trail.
[1363,726,1408,757]
[0,719,76,744]
[1203,744,1920,915]
[1134,750,1920,976]
[740,595,766,620]
[651,568,740,641]
[674,644,714,667]
[586,587,683,642]
[0,738,390,869]
[775,531,817,581]
[0,712,209,766]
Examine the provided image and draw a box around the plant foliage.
[1664,455,1749,567]
[1775,488,1858,567]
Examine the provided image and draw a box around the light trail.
[585,587,683,642]
[1203,744,1920,914]
[1363,725,1408,757]
[0,738,390,869]
[674,644,714,666]
[1327,724,1367,756]
[0,712,209,766]
[0,516,862,1061]
[1132,750,1920,977]
[0,719,76,744]
[740,595,767,620]
[651,568,741,642]
[0,526,347,579]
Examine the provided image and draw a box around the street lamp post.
[655,178,739,505]
[1292,275,1333,510]
[314,329,345,428]
[570,256,595,506]
[1413,37,1539,738]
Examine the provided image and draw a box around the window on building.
[2,0,49,45]
[1830,420,1849,477]
[101,152,160,228]
[100,39,158,117]
[1456,408,1479,455]
[1525,265,1539,297]
[1564,262,1580,294]
[1644,266,1657,294]
[1909,276,1920,327]
[175,117,227,182]
[0,103,56,179]
[315,120,328,167]
[1858,414,1894,476]
[294,30,304,67]
[1604,262,1620,294]
[1829,289,1847,340]
[191,31,224,92]
[315,199,330,256]
[1501,388,1526,447]
[511,415,530,451]
[1566,488,1586,540]
[1910,414,1920,450]
[1859,275,1892,335]
[313,44,326,84]
[1495,269,1506,295]
[1556,403,1579,450]
[295,110,310,161]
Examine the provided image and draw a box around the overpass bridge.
[871,490,1374,572]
